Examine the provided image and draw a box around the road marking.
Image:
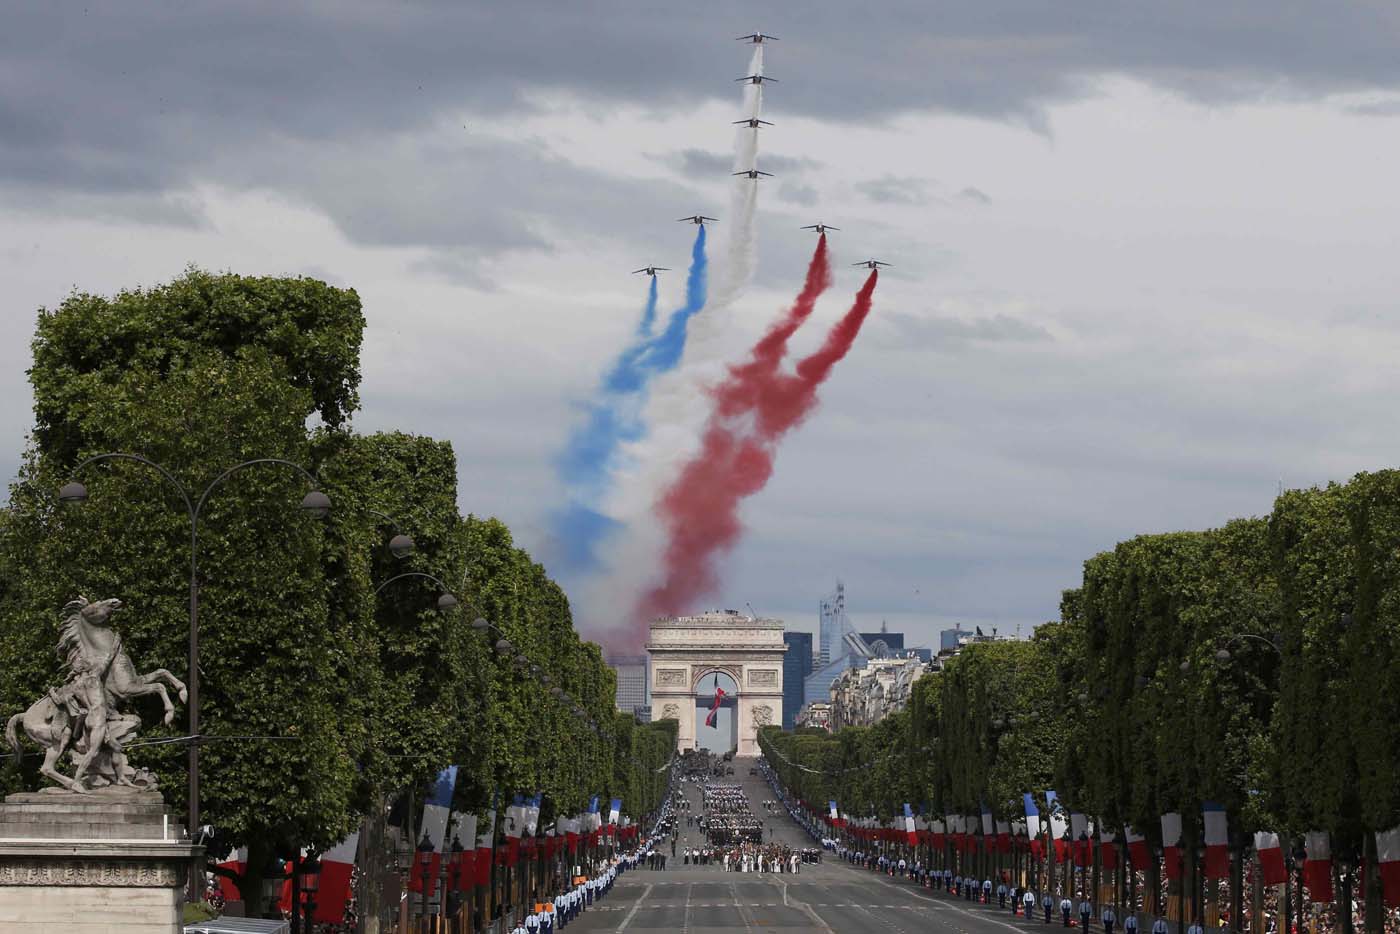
[682,881,692,934]
[614,883,652,932]
[730,879,759,932]
[781,879,836,933]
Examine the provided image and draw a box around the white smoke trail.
[577,45,769,639]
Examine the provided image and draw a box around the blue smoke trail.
[637,275,658,337]
[550,226,709,573]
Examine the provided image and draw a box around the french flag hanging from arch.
[705,674,727,727]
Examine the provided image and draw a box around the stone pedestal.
[0,789,203,933]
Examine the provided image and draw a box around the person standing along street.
[1061,895,1073,926]
[1102,904,1117,934]
[998,880,1008,908]
[1150,916,1168,934]
[1044,891,1054,923]
[1123,912,1138,934]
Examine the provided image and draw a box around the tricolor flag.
[449,813,478,891]
[410,766,458,896]
[314,830,360,924]
[1024,794,1041,839]
[1304,831,1333,902]
[1254,831,1287,886]
[981,802,994,837]
[1161,812,1183,881]
[1070,812,1090,866]
[997,820,1013,855]
[904,804,918,846]
[214,846,246,902]
[1202,802,1229,879]
[829,800,839,824]
[608,798,622,826]
[1376,825,1400,909]
[1099,829,1119,870]
[704,674,726,727]
[474,807,495,887]
[1126,826,1149,868]
[932,818,947,849]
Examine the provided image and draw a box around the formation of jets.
[627,36,886,277]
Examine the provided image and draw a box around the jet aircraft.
[733,169,773,179]
[632,266,670,277]
[735,74,778,85]
[736,33,779,44]
[676,215,718,225]
[801,223,841,234]
[733,118,775,128]
[852,259,891,269]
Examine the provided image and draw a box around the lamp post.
[299,856,321,933]
[60,453,329,901]
[416,834,435,924]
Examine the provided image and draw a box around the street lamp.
[373,571,462,616]
[60,452,328,899]
[299,856,321,931]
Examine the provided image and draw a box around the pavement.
[565,758,1071,934]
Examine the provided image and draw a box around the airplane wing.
[632,269,648,274]
[825,225,841,230]
[700,216,717,221]
[801,225,817,230]
[655,267,671,271]
[756,171,773,177]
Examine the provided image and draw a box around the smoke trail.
[636,275,658,338]
[548,227,708,573]
[635,269,879,622]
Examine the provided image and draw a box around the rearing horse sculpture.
[5,596,186,793]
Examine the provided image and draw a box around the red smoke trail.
[636,268,879,621]
[713,234,832,419]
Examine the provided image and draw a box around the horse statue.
[4,596,187,794]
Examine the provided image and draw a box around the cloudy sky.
[6,2,1400,651]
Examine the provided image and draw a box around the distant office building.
[859,630,905,656]
[907,647,934,663]
[940,627,975,653]
[606,655,648,713]
[632,705,652,722]
[805,651,866,707]
[782,631,814,730]
[818,581,855,667]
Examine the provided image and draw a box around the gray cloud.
[959,186,992,205]
[777,182,819,206]
[876,311,1053,349]
[7,1,1400,218]
[855,175,932,206]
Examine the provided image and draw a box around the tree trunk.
[358,799,387,934]
[1364,832,1382,934]
[241,837,272,919]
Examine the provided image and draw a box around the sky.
[5,3,1400,651]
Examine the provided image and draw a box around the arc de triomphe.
[648,610,785,757]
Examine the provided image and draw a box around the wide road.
[567,758,1056,934]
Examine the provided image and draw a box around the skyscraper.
[782,631,813,730]
[818,581,854,667]
[606,655,648,713]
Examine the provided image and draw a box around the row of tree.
[759,471,1400,928]
[0,270,675,908]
